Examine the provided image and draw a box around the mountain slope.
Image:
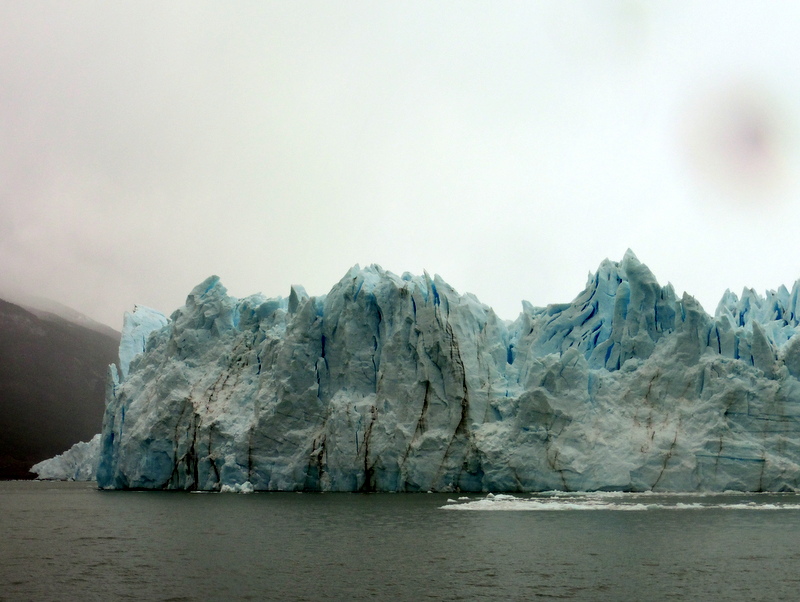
[0,298,119,478]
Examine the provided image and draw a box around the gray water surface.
[2,482,800,601]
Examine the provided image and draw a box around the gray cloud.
[2,1,800,329]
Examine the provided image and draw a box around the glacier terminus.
[35,251,800,492]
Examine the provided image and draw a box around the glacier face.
[94,252,800,492]
[32,434,101,481]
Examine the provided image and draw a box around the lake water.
[3,482,800,601]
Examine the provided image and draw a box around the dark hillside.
[0,299,119,478]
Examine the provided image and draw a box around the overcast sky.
[3,2,800,329]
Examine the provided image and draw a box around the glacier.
[31,434,101,481]
[39,251,800,492]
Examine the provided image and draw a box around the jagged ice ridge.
[37,252,800,492]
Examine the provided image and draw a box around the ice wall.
[31,434,101,481]
[91,252,800,492]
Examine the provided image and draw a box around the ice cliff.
[70,251,800,491]
[31,434,101,481]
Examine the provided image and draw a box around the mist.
[2,2,800,328]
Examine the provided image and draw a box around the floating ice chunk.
[441,493,800,511]
[220,481,254,494]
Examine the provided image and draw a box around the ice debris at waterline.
[441,492,800,511]
[35,251,800,492]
